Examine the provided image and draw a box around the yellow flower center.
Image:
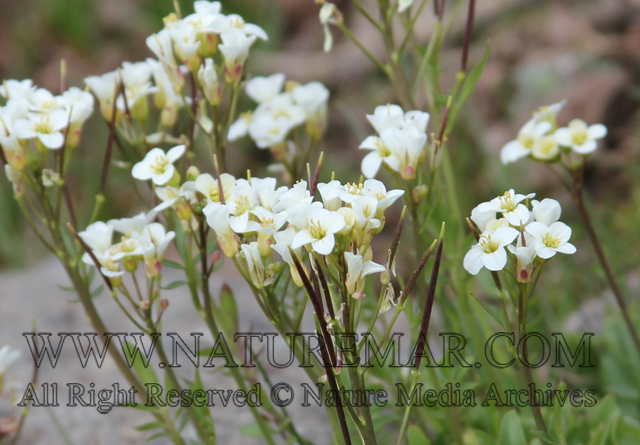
[309,219,326,239]
[151,156,169,175]
[518,133,534,149]
[234,195,252,215]
[34,118,53,134]
[572,129,588,146]
[537,136,556,155]
[499,192,517,212]
[542,232,561,249]
[480,234,499,254]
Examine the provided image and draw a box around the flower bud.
[140,300,151,311]
[186,165,200,181]
[198,59,221,105]
[160,299,169,310]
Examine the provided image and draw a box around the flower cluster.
[229,74,330,148]
[0,79,94,195]
[359,104,430,180]
[79,212,175,283]
[500,100,607,164]
[84,1,266,132]
[464,190,576,279]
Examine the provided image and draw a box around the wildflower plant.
[1,1,639,444]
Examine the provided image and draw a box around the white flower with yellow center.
[463,226,519,275]
[500,118,552,164]
[132,145,185,185]
[220,14,268,41]
[132,223,175,278]
[525,221,576,259]
[291,81,329,124]
[555,119,607,155]
[29,88,66,112]
[477,189,535,226]
[362,179,404,218]
[531,135,559,161]
[13,110,69,149]
[203,202,239,257]
[359,135,399,179]
[533,99,566,126]
[195,172,236,204]
[291,207,345,255]
[85,71,122,121]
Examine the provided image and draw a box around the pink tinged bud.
[402,164,416,180]
[318,374,328,383]
[352,292,366,300]
[210,250,222,264]
[160,299,169,310]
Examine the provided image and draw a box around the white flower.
[171,22,201,59]
[530,135,559,161]
[78,221,120,278]
[273,181,312,214]
[132,223,176,277]
[500,118,552,164]
[63,87,94,124]
[525,221,576,259]
[203,202,240,257]
[246,73,286,104]
[85,71,121,120]
[219,29,257,81]
[1,79,35,101]
[359,135,398,179]
[319,3,339,53]
[195,172,235,204]
[193,1,222,14]
[555,119,607,155]
[272,226,299,265]
[507,244,537,283]
[198,58,221,105]
[477,190,535,226]
[13,110,69,149]
[248,113,296,148]
[317,180,344,211]
[367,104,404,133]
[29,88,66,112]
[362,179,404,217]
[147,58,183,126]
[108,211,158,235]
[533,99,566,125]
[531,198,561,226]
[132,145,185,185]
[463,226,519,275]
[402,110,430,133]
[0,346,21,375]
[239,242,266,287]
[398,0,415,13]
[380,126,426,180]
[291,207,345,255]
[228,113,251,141]
[344,251,385,296]
[220,14,268,41]
[291,81,330,122]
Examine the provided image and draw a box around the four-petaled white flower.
[500,118,551,164]
[13,110,69,149]
[463,226,519,275]
[291,207,345,255]
[525,221,576,259]
[477,190,535,226]
[555,119,607,155]
[246,73,285,104]
[132,145,185,185]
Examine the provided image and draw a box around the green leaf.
[123,341,159,386]
[218,283,238,335]
[90,283,104,298]
[587,421,609,445]
[163,259,184,270]
[445,41,491,137]
[57,284,76,292]
[499,411,527,445]
[135,421,165,432]
[161,280,189,290]
[240,422,276,439]
[408,425,430,445]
